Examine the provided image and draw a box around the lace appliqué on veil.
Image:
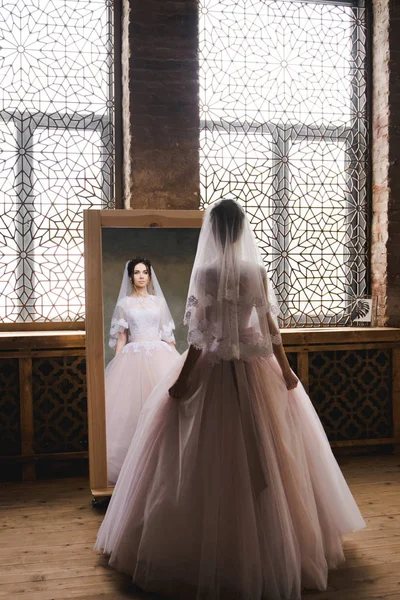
[185,293,279,317]
[270,333,282,346]
[185,294,282,362]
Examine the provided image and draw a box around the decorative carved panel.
[309,349,392,441]
[32,356,88,454]
[0,359,20,455]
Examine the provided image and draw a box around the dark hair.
[210,199,245,245]
[127,257,152,280]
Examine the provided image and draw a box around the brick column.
[372,0,400,326]
[386,0,400,325]
[121,0,200,210]
[372,0,390,325]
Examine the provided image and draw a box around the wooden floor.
[1,455,400,600]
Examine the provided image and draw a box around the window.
[199,0,369,326]
[0,0,118,323]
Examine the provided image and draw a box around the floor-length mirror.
[84,209,203,499]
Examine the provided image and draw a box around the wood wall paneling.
[0,332,86,482]
[0,327,399,484]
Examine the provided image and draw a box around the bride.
[105,257,180,484]
[96,201,365,599]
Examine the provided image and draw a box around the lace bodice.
[109,295,175,348]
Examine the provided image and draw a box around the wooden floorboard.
[0,455,399,599]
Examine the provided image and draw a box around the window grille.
[199,0,369,326]
[0,0,117,322]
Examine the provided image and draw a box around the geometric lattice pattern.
[309,349,392,441]
[0,1,115,322]
[199,1,369,326]
[32,356,88,453]
[0,359,20,456]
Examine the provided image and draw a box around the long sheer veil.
[109,262,174,348]
[184,200,281,361]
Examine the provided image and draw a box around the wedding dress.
[96,202,365,599]
[106,269,180,484]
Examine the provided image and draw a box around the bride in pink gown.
[95,200,365,599]
[105,258,180,484]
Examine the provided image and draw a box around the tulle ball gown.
[96,201,365,599]
[106,294,180,484]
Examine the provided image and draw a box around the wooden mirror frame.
[84,209,204,499]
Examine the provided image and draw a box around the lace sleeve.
[109,302,129,348]
[185,293,211,349]
[159,298,175,344]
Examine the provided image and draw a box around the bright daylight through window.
[0,0,115,322]
[199,0,369,326]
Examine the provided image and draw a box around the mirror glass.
[101,227,200,485]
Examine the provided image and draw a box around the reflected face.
[133,263,150,291]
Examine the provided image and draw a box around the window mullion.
[15,112,37,321]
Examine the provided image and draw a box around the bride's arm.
[261,269,298,390]
[169,345,202,399]
[115,330,128,356]
[267,313,298,390]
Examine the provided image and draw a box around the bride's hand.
[283,369,298,391]
[169,376,188,400]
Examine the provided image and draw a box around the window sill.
[281,327,400,347]
[0,327,399,352]
[0,330,86,351]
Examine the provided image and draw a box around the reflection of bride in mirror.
[106,257,180,484]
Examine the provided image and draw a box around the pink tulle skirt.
[105,340,180,484]
[97,352,365,599]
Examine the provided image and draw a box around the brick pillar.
[121,0,200,210]
[372,0,400,326]
[386,0,400,325]
[372,0,390,325]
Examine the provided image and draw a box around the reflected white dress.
[97,274,365,599]
[105,294,180,484]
